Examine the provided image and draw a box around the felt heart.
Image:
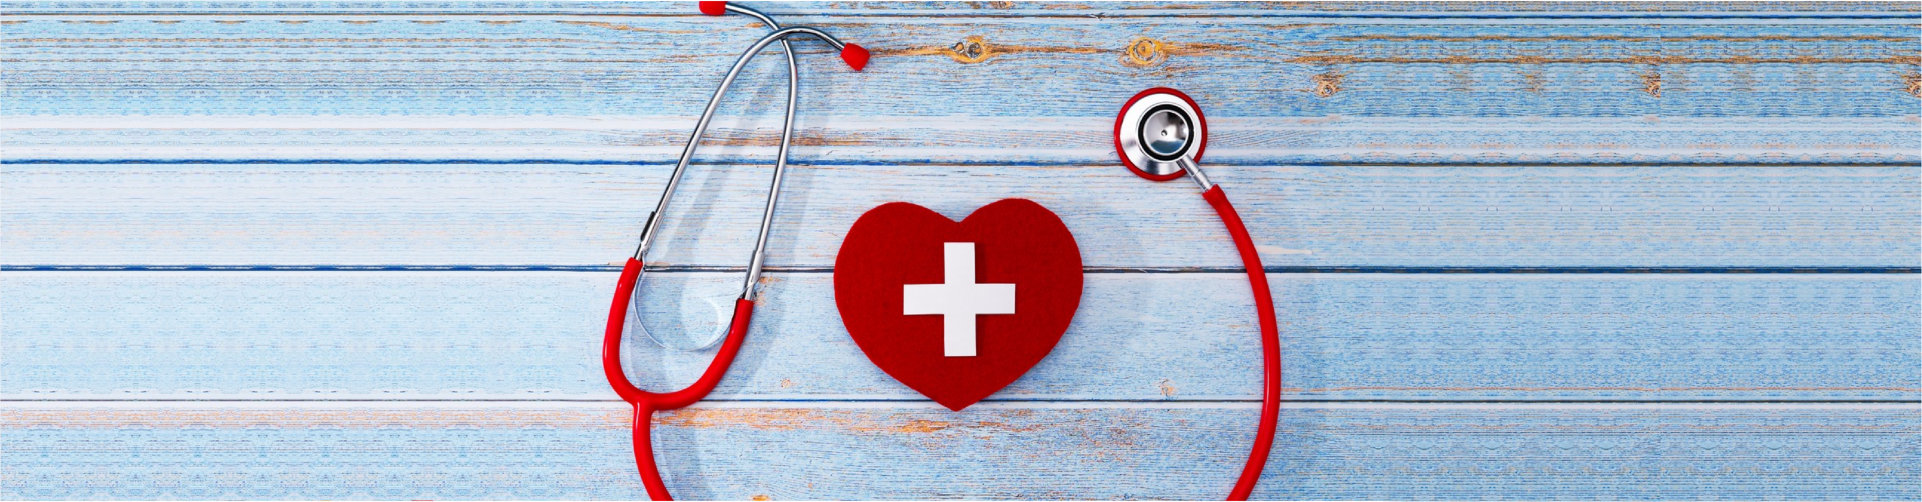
[833,199,1083,411]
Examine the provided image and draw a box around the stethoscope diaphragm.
[1114,88,1208,182]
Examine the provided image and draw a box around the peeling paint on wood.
[2,1,1916,499]
[7,164,1912,268]
[3,404,1915,499]
[885,34,1102,64]
[1310,71,1343,97]
[5,272,1913,401]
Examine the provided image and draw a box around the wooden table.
[4,2,1918,499]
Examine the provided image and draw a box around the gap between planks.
[6,265,1918,274]
[9,160,1920,168]
[5,400,1915,411]
[4,12,1919,22]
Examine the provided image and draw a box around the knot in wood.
[947,35,993,64]
[1311,72,1345,98]
[1123,37,1168,68]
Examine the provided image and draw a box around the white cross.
[902,242,1016,357]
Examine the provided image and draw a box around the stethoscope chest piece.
[1114,87,1207,182]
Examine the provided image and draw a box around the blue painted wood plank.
[4,2,1913,15]
[12,116,1915,166]
[6,272,1914,401]
[4,403,1915,499]
[4,10,1917,164]
[5,164,1914,268]
[3,2,1917,499]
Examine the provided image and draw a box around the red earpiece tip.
[841,43,870,71]
[698,1,726,15]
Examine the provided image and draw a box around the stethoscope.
[601,3,1279,500]
[600,3,865,500]
[1113,87,1283,500]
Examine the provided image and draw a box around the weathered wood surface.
[4,403,1916,500]
[9,117,1921,166]
[5,163,1918,268]
[6,6,1919,165]
[3,1,1918,499]
[5,272,1916,402]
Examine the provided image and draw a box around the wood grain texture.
[3,1,1916,499]
[6,272,1915,401]
[4,403,1916,499]
[7,11,1918,119]
[5,2,1916,14]
[5,163,1916,268]
[5,6,1919,165]
[13,116,1917,166]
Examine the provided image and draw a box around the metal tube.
[1177,156,1214,191]
[630,23,844,349]
[723,3,779,27]
[729,4,797,302]
[727,4,847,51]
[632,25,847,261]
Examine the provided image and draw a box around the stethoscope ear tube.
[611,3,864,498]
[604,257,758,500]
[603,258,648,404]
[702,1,868,71]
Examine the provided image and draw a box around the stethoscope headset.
[601,3,1280,500]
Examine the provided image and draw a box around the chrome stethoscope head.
[1114,87,1212,191]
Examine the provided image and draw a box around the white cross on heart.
[901,242,1017,357]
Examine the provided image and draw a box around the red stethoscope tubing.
[602,257,753,500]
[1206,185,1283,501]
[1116,86,1281,499]
[603,23,1274,495]
[602,192,1281,500]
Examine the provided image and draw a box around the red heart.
[833,199,1083,410]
